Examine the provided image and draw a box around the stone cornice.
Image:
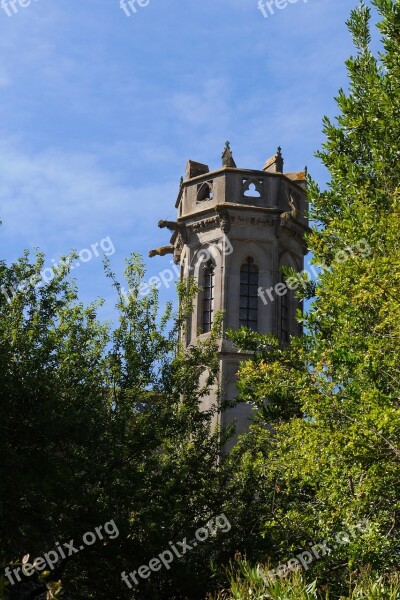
[179,203,309,233]
[186,216,220,233]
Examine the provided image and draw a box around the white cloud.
[0,65,10,87]
[0,138,176,260]
[171,78,231,127]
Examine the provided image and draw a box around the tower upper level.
[149,144,308,270]
[175,143,308,234]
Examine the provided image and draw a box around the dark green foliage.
[0,253,231,600]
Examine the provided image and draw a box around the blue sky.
[0,0,375,320]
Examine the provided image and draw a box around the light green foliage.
[209,558,400,599]
[225,0,400,594]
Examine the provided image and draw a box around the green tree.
[0,251,231,600]
[226,0,400,592]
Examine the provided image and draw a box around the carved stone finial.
[276,147,283,173]
[222,142,237,168]
[263,147,284,173]
[180,176,183,186]
[305,166,308,177]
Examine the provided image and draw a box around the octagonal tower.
[150,144,308,446]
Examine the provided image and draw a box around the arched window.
[202,262,215,333]
[239,257,258,331]
[197,182,213,202]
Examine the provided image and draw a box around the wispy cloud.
[0,139,176,259]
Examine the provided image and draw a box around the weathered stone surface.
[153,147,309,447]
[263,146,284,173]
[185,160,209,180]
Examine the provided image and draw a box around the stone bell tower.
[150,143,308,445]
